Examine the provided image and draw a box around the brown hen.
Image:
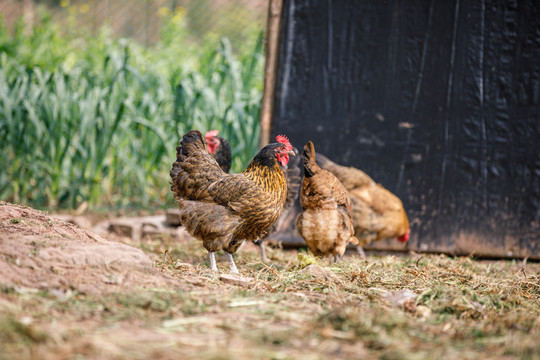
[316,154,410,257]
[204,132,302,261]
[295,141,359,263]
[170,130,294,273]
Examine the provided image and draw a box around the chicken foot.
[226,252,239,274]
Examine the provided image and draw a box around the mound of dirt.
[0,202,178,295]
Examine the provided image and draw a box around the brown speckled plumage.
[205,132,302,261]
[254,146,302,259]
[295,142,358,261]
[170,130,289,258]
[315,153,410,246]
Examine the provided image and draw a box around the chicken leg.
[258,241,268,262]
[208,252,218,271]
[226,252,239,274]
[356,246,366,259]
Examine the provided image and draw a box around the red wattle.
[278,154,289,167]
[398,229,410,243]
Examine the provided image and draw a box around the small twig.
[162,249,175,266]
[519,257,529,277]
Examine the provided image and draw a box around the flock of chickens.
[170,130,410,273]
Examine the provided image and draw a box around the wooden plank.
[269,0,540,259]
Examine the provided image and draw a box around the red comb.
[276,135,292,150]
[205,130,219,138]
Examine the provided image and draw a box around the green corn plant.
[0,10,264,210]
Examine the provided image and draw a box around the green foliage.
[297,253,321,269]
[0,9,264,209]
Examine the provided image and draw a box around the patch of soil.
[0,202,179,295]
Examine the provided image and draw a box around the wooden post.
[259,0,284,149]
[22,0,35,35]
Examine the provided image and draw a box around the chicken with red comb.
[275,135,293,167]
[254,135,302,261]
[170,130,295,273]
[205,130,231,173]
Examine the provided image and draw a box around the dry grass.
[1,231,539,360]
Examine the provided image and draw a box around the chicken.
[316,153,410,257]
[204,132,302,261]
[170,130,294,273]
[205,130,231,173]
[254,142,302,261]
[295,141,359,263]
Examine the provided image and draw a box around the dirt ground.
[0,201,539,360]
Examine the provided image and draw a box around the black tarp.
[271,0,540,258]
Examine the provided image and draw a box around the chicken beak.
[287,149,295,156]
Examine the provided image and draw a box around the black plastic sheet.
[272,0,540,258]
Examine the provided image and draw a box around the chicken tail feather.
[301,141,320,178]
[178,130,207,160]
[171,130,208,180]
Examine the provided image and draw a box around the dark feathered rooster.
[205,130,231,173]
[170,130,294,273]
